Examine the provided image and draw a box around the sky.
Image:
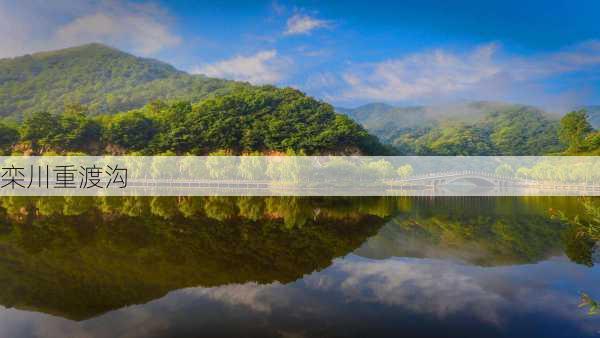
[1,0,600,110]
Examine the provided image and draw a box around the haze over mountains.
[337,102,599,155]
[339,102,599,131]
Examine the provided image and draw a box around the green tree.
[103,111,157,152]
[19,112,62,153]
[59,110,101,152]
[0,122,18,154]
[559,110,593,153]
[396,164,414,178]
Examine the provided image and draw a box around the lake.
[0,196,598,338]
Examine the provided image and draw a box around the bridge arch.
[440,176,497,187]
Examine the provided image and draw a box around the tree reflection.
[0,196,388,320]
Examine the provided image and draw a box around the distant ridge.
[336,101,565,155]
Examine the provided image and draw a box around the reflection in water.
[0,196,388,320]
[0,196,598,338]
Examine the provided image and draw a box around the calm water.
[0,196,598,338]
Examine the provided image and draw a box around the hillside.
[338,102,565,155]
[0,44,386,155]
[0,43,233,118]
[336,103,432,142]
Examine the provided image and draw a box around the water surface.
[0,196,598,337]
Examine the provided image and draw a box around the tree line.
[0,85,387,155]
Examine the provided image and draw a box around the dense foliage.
[559,110,599,154]
[2,44,597,155]
[2,86,386,155]
[390,107,563,155]
[0,43,234,118]
[340,102,599,155]
[355,197,580,266]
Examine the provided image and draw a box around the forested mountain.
[337,103,432,143]
[0,43,234,118]
[0,44,386,155]
[0,44,595,156]
[337,102,575,155]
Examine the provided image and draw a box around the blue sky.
[1,0,599,110]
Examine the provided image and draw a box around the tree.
[396,164,413,178]
[19,112,62,153]
[59,110,101,152]
[559,110,593,153]
[495,163,514,177]
[103,111,157,152]
[0,122,19,154]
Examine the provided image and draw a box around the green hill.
[0,44,386,155]
[0,43,233,118]
[338,102,565,155]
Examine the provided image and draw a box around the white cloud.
[330,258,506,324]
[55,11,180,56]
[339,43,502,102]
[192,50,290,84]
[284,14,330,35]
[511,40,600,79]
[184,282,286,313]
[0,1,181,58]
[337,41,600,105]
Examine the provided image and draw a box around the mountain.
[336,103,432,141]
[337,101,564,155]
[0,44,387,155]
[0,43,233,118]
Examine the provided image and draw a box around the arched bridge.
[389,171,529,188]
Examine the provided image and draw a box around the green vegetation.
[550,198,599,316]
[580,293,599,315]
[0,44,385,155]
[3,86,386,155]
[340,102,599,155]
[551,198,600,267]
[391,107,563,155]
[559,110,599,154]
[0,43,234,118]
[2,44,598,155]
[354,197,578,266]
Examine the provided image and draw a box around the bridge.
[389,170,523,188]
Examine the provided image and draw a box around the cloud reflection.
[1,256,598,338]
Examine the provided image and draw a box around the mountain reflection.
[0,196,596,325]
